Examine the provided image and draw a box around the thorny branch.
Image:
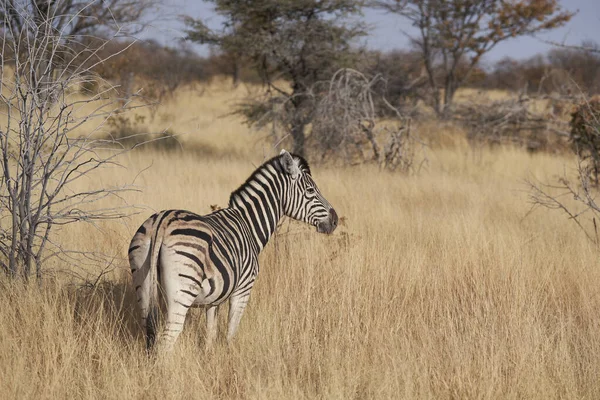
[527,161,600,246]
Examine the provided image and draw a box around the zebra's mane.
[228,153,311,207]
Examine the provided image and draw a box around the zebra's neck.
[228,162,286,252]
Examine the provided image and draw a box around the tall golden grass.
[1,81,599,399]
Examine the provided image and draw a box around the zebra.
[128,150,338,352]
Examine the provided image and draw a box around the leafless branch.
[526,160,600,246]
[453,89,574,152]
[0,2,150,281]
[311,68,427,171]
[536,37,600,54]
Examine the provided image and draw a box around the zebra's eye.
[306,187,315,195]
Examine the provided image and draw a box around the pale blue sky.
[141,0,600,66]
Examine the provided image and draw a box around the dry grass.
[2,81,600,399]
[454,88,561,116]
[123,78,269,155]
[0,76,267,157]
[454,87,515,102]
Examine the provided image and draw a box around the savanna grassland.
[1,81,599,399]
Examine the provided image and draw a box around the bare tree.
[0,2,152,280]
[374,0,573,116]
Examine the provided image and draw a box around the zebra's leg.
[134,271,151,342]
[226,287,253,342]
[156,298,191,353]
[205,305,218,348]
[156,269,198,352]
[129,238,153,348]
[136,263,158,350]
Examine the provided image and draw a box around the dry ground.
[1,81,599,399]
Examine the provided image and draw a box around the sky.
[141,0,600,66]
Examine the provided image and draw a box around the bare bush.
[527,162,600,246]
[454,92,572,152]
[311,69,425,171]
[379,119,421,172]
[237,68,425,171]
[311,69,383,162]
[0,3,149,280]
[527,95,600,245]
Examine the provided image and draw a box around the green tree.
[374,0,574,116]
[184,0,367,156]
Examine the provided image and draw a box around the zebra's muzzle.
[316,208,338,234]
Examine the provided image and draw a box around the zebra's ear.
[279,149,300,178]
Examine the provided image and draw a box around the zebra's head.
[279,150,338,234]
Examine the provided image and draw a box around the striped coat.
[128,150,338,351]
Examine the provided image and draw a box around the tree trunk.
[423,62,442,116]
[9,205,18,278]
[433,89,443,116]
[231,57,240,87]
[291,121,306,157]
[442,76,457,118]
[289,91,308,157]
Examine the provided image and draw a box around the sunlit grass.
[1,81,599,399]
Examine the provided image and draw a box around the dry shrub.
[311,69,425,172]
[311,69,382,162]
[528,160,600,246]
[455,94,570,152]
[106,114,182,152]
[570,96,600,185]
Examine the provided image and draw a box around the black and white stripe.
[128,150,338,351]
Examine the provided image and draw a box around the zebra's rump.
[129,209,248,307]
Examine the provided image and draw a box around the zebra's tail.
[146,225,164,351]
